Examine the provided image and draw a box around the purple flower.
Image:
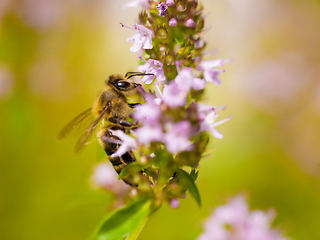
[197,104,216,121]
[199,106,231,139]
[135,124,164,145]
[185,19,194,27]
[169,18,177,27]
[156,2,168,17]
[133,101,161,125]
[137,57,166,84]
[175,67,206,91]
[192,77,206,90]
[108,130,138,157]
[198,196,288,240]
[159,68,206,107]
[92,162,130,195]
[164,121,192,154]
[162,82,187,107]
[93,162,118,187]
[197,59,232,85]
[124,24,153,52]
[175,68,193,92]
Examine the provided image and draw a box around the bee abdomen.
[98,125,137,185]
[109,151,136,173]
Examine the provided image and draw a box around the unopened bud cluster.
[138,0,207,80]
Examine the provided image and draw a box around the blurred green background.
[1,0,320,239]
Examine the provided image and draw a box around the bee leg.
[119,120,133,127]
[108,117,133,127]
[128,103,141,108]
[128,103,142,125]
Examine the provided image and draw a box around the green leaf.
[172,27,185,46]
[178,169,202,207]
[118,162,152,180]
[94,195,154,240]
[152,149,173,167]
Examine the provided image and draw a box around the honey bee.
[58,72,152,185]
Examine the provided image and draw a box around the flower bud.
[169,18,177,27]
[165,54,175,65]
[160,46,166,52]
[196,18,204,32]
[169,198,180,208]
[157,28,167,39]
[185,19,194,27]
[176,1,186,12]
[166,0,175,6]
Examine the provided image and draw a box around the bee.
[58,72,152,185]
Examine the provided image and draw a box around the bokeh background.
[1,0,320,239]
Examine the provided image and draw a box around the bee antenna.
[125,72,141,78]
[126,73,154,79]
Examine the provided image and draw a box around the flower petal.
[210,128,223,139]
[130,40,143,52]
[192,77,206,90]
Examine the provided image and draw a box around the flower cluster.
[91,2,291,240]
[198,196,288,240]
[112,0,231,206]
[112,69,231,157]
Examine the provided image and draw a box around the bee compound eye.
[116,81,131,89]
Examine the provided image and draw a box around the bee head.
[106,72,154,95]
[106,75,141,95]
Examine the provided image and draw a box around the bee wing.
[74,105,110,153]
[57,108,93,139]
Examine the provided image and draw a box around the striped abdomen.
[98,124,136,185]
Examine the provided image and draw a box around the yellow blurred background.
[1,0,320,239]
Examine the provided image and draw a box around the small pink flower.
[175,68,193,92]
[185,19,194,27]
[162,82,187,107]
[197,104,216,113]
[133,101,161,125]
[175,67,206,91]
[198,196,288,240]
[192,77,206,90]
[137,57,166,84]
[135,124,164,145]
[164,121,192,154]
[124,24,153,52]
[92,162,130,195]
[169,18,177,27]
[197,59,231,85]
[108,130,138,157]
[160,68,206,106]
[156,2,168,17]
[199,107,231,139]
